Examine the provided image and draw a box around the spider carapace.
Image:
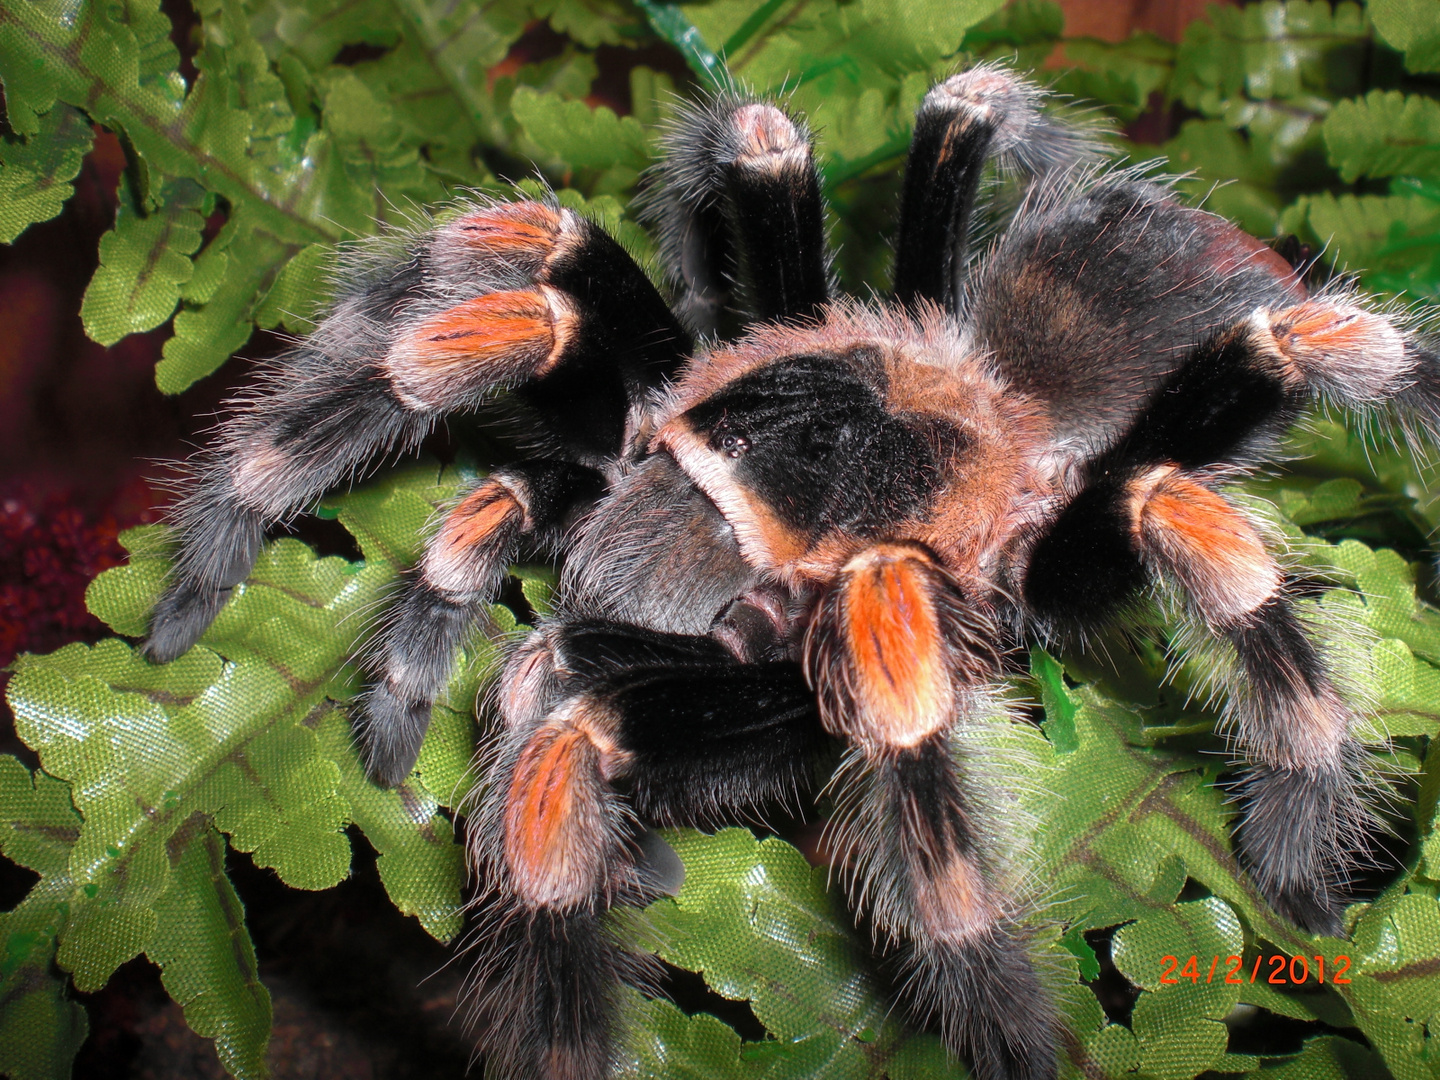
[141,65,1440,1080]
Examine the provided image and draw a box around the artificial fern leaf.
[1172,0,1370,114]
[643,828,971,1078]
[1052,34,1174,123]
[0,761,88,1080]
[148,828,272,1079]
[1369,0,1440,74]
[511,86,652,182]
[1281,192,1440,294]
[4,2,1440,1078]
[80,176,208,345]
[2,464,480,1075]
[1325,90,1440,183]
[0,103,95,244]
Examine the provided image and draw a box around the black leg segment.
[642,93,830,336]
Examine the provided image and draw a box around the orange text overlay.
[1160,954,1352,986]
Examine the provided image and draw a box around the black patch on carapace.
[683,354,939,538]
[722,159,830,323]
[893,109,997,314]
[909,413,974,465]
[1023,477,1148,628]
[1116,327,1300,470]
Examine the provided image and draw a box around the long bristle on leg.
[1120,297,1440,929]
[1023,294,1435,633]
[1127,470,1374,935]
[1225,600,1377,935]
[359,461,605,785]
[804,543,1058,1080]
[145,204,552,663]
[466,697,651,1080]
[1025,460,1377,933]
[895,68,1029,314]
[143,336,431,663]
[834,741,1057,1080]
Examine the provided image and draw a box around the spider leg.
[1054,468,1368,933]
[1024,296,1440,934]
[803,542,1058,1080]
[357,460,605,785]
[895,67,1039,314]
[142,200,689,664]
[893,64,1094,315]
[469,690,651,1080]
[642,93,830,336]
[536,616,820,822]
[470,618,821,1079]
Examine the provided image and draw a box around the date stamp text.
[1160,954,1351,985]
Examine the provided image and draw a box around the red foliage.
[0,479,161,670]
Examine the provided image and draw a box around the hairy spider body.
[142,65,1440,1080]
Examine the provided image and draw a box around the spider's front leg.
[1025,297,1440,934]
[470,617,822,1079]
[804,542,1058,1080]
[142,199,689,668]
[642,90,831,335]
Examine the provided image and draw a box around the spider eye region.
[710,427,752,458]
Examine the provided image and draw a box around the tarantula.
[140,65,1439,1080]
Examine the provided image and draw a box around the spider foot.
[141,489,262,663]
[1235,757,1375,938]
[901,930,1059,1080]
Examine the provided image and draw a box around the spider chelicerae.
[140,64,1439,1080]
